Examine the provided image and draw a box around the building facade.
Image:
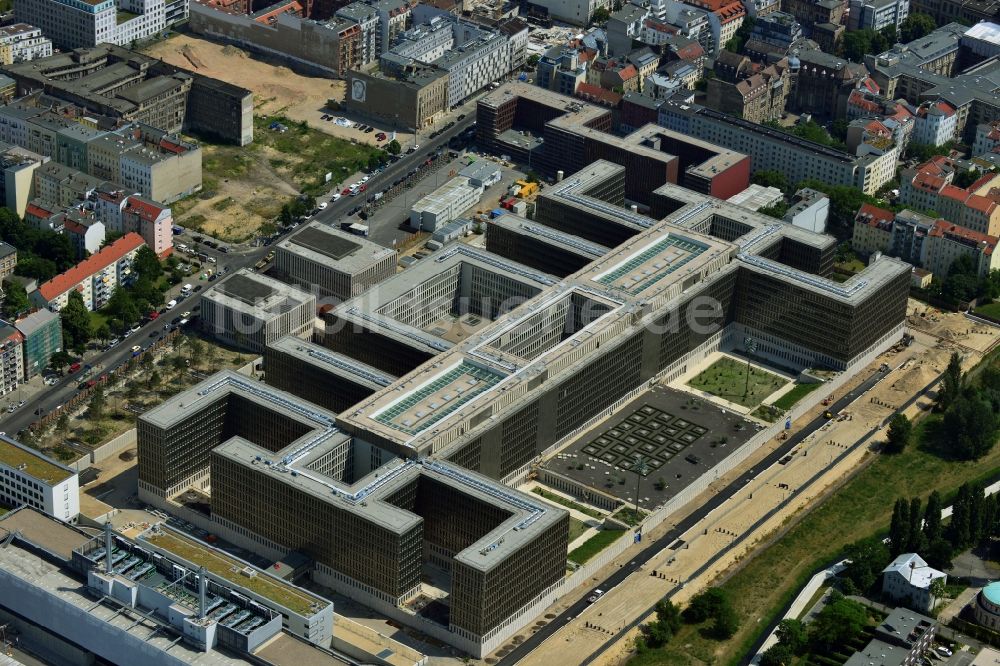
[0,436,78,520]
[13,308,61,380]
[33,232,145,311]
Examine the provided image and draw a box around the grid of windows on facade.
[0,468,44,510]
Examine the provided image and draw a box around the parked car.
[131,345,141,357]
[68,362,81,373]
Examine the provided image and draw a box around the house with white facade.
[882,553,947,612]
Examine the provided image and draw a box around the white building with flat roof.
[410,176,484,231]
[0,436,78,521]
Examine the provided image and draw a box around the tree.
[907,497,927,553]
[924,491,943,543]
[752,170,790,193]
[56,412,69,433]
[387,139,402,155]
[808,595,868,650]
[760,644,794,666]
[527,54,541,68]
[683,588,729,623]
[938,352,963,410]
[942,391,996,459]
[2,279,29,318]
[930,577,946,608]
[133,246,163,281]
[841,536,890,592]
[842,29,876,62]
[60,291,92,354]
[889,498,911,556]
[759,201,789,219]
[49,350,73,373]
[797,179,879,240]
[89,385,106,418]
[775,619,808,654]
[710,602,739,639]
[884,413,912,453]
[900,13,937,43]
[925,538,953,570]
[591,6,610,23]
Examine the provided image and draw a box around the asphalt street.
[0,116,476,437]
[497,363,896,666]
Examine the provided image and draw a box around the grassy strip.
[533,487,604,519]
[974,302,1000,320]
[569,517,589,544]
[613,507,649,526]
[772,382,823,411]
[569,529,626,565]
[629,412,1000,666]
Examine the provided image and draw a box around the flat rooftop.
[591,233,710,295]
[0,435,75,485]
[254,633,349,666]
[0,507,89,560]
[140,528,325,617]
[216,273,276,303]
[279,222,395,273]
[203,269,314,317]
[269,336,396,388]
[371,360,506,435]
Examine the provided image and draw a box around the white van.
[166,299,177,310]
[180,283,193,294]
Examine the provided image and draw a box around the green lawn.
[533,487,604,519]
[569,528,625,565]
[975,302,1000,321]
[688,357,788,408]
[613,506,649,527]
[569,517,589,544]
[629,412,1000,666]
[771,382,824,411]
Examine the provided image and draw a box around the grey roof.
[458,159,501,182]
[276,221,394,274]
[0,241,15,259]
[13,308,59,337]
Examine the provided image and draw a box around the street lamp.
[743,336,757,401]
[633,453,649,520]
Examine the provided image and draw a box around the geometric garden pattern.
[580,404,708,476]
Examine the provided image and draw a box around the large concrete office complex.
[137,370,568,657]
[4,45,253,145]
[265,336,397,412]
[13,0,188,50]
[0,435,78,520]
[485,213,608,277]
[0,507,341,666]
[272,221,396,302]
[199,270,317,353]
[475,83,751,204]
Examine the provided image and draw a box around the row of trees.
[636,588,740,654]
[840,14,937,62]
[935,352,1000,460]
[753,171,883,241]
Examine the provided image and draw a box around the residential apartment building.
[0,242,16,280]
[13,308,61,379]
[62,210,105,258]
[86,127,202,204]
[908,0,999,28]
[853,202,896,256]
[0,436,78,520]
[848,0,909,31]
[0,324,23,397]
[912,100,958,146]
[122,196,172,256]
[900,156,1000,235]
[974,119,1000,155]
[781,0,846,26]
[33,232,145,311]
[336,2,380,66]
[527,0,612,25]
[13,0,188,50]
[792,48,869,120]
[366,0,415,54]
[846,608,936,666]
[659,101,899,194]
[0,24,52,64]
[683,0,746,48]
[705,57,790,123]
[750,10,802,48]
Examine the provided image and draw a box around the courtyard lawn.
[568,528,625,565]
[771,382,824,411]
[687,357,787,408]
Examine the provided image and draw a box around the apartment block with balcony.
[32,232,145,311]
[0,24,52,64]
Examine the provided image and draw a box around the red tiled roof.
[38,232,145,303]
[62,218,87,236]
[855,203,894,228]
[124,196,167,222]
[930,219,998,254]
[576,83,622,106]
[25,203,55,219]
